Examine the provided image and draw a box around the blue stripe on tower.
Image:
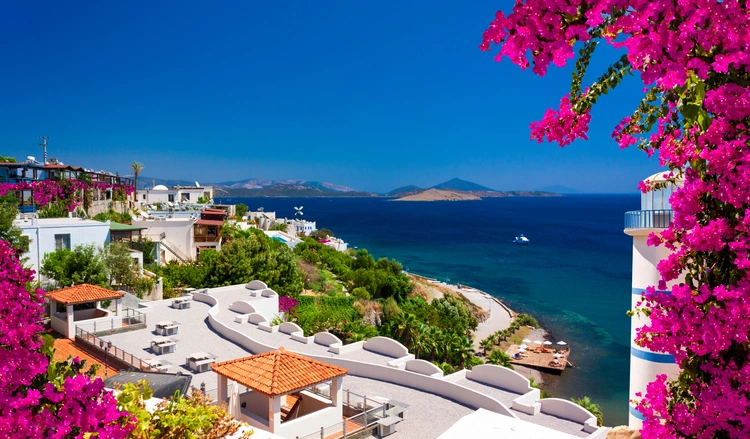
[632,288,671,296]
[630,347,675,364]
[629,405,647,421]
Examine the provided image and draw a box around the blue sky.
[0,1,660,193]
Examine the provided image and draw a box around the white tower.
[624,171,682,429]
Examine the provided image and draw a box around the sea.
[217,194,639,426]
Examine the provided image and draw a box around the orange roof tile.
[53,338,120,379]
[47,284,124,305]
[211,347,348,397]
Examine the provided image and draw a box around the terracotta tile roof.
[47,284,125,305]
[194,219,225,226]
[211,347,348,397]
[53,338,120,379]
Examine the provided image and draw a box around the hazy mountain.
[430,178,496,192]
[138,176,359,195]
[216,178,356,192]
[219,184,375,198]
[387,185,423,196]
[539,185,582,194]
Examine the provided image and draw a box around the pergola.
[212,347,348,438]
[47,284,124,338]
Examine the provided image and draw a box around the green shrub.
[351,287,370,300]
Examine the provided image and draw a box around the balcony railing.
[624,210,674,229]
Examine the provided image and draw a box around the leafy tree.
[389,312,421,349]
[571,396,603,427]
[0,193,28,252]
[93,209,133,223]
[351,287,370,300]
[430,294,478,334]
[116,381,252,438]
[130,161,143,191]
[102,243,138,288]
[0,155,17,162]
[234,203,248,219]
[41,244,108,287]
[269,222,288,232]
[309,228,333,240]
[487,349,514,370]
[140,238,157,265]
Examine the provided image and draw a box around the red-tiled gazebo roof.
[211,347,348,397]
[47,284,124,305]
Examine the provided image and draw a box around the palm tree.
[130,161,144,191]
[452,335,476,369]
[391,313,420,349]
[571,396,603,426]
[480,338,494,356]
[487,349,514,369]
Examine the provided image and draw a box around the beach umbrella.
[556,341,567,346]
[533,340,542,345]
[522,339,532,343]
[517,346,526,351]
[553,353,562,358]
[543,341,552,345]
[519,344,528,349]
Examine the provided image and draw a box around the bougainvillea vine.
[0,239,134,438]
[481,1,750,438]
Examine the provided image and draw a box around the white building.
[16,217,112,282]
[319,237,348,252]
[134,216,222,263]
[247,210,276,231]
[137,185,213,208]
[623,171,682,429]
[281,218,316,236]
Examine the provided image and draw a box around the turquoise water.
[219,195,638,425]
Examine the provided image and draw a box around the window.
[181,193,190,201]
[54,234,71,251]
[142,193,146,200]
[168,194,175,203]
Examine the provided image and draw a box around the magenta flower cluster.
[0,239,134,438]
[0,180,134,212]
[481,1,750,438]
[279,295,299,314]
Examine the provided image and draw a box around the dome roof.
[152,184,168,190]
[644,170,683,184]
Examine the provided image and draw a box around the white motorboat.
[513,234,530,245]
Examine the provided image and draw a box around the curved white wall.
[246,280,268,290]
[229,301,257,315]
[405,359,443,377]
[192,292,516,419]
[278,322,303,335]
[363,337,409,358]
[540,398,597,432]
[247,313,268,325]
[314,332,342,347]
[466,364,533,395]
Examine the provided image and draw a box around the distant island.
[390,178,560,201]
[140,176,559,198]
[394,189,482,202]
